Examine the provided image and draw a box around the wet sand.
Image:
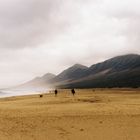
[0,89,140,140]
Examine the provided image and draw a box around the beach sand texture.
[0,89,140,140]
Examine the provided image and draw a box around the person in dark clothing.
[54,89,58,97]
[39,94,43,98]
[71,89,75,96]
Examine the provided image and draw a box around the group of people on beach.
[39,89,76,98]
[54,89,75,97]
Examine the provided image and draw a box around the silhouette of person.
[71,89,75,96]
[39,94,43,98]
[55,89,58,97]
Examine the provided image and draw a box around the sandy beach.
[0,89,140,140]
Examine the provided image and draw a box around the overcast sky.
[0,0,140,88]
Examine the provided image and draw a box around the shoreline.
[0,87,139,99]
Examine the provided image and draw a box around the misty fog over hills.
[18,54,140,89]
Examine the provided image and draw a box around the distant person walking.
[39,94,43,98]
[71,89,75,96]
[54,89,58,97]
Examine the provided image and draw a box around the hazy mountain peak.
[50,64,88,83]
[72,64,88,69]
[42,73,56,80]
[109,54,140,60]
[42,73,56,77]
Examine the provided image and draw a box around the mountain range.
[19,54,140,89]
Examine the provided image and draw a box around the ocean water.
[0,88,51,98]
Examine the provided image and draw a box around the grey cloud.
[0,0,72,49]
[99,0,140,52]
[0,0,101,49]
